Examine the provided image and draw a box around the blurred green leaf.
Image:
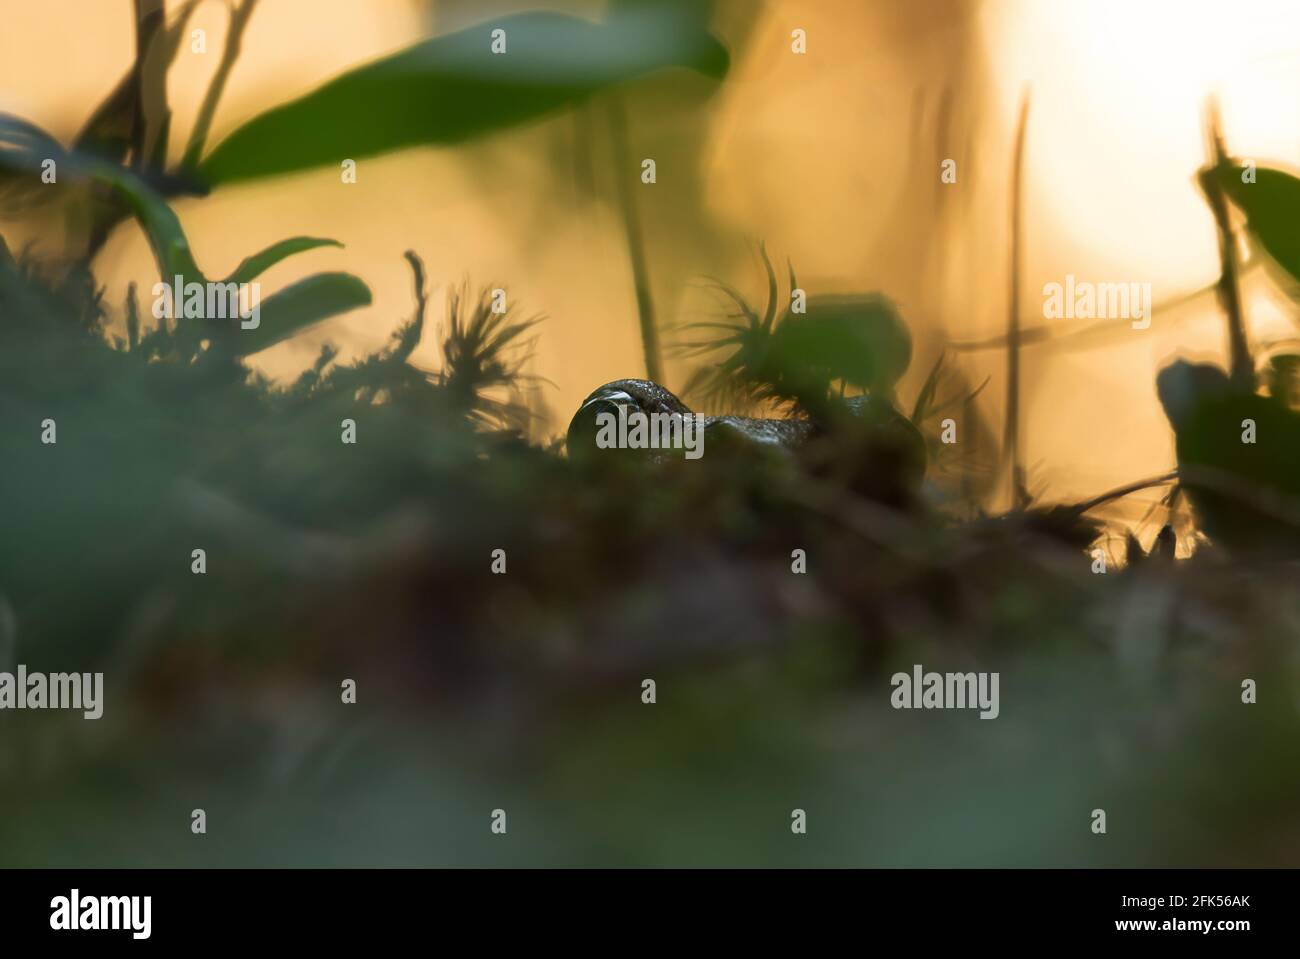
[1216,162,1300,286]
[198,10,729,185]
[233,272,372,356]
[104,169,370,352]
[766,295,913,399]
[0,113,200,277]
[1,112,206,209]
[97,160,204,280]
[0,113,72,213]
[224,237,343,285]
[0,112,68,166]
[1,114,369,350]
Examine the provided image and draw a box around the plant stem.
[1199,98,1253,391]
[181,0,260,171]
[1071,470,1179,515]
[131,0,167,170]
[607,95,663,383]
[1002,91,1030,509]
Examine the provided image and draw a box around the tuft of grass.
[437,281,545,435]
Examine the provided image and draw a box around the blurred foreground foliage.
[1,10,1298,861]
[2,233,1298,867]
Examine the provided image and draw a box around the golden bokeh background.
[3,0,1299,516]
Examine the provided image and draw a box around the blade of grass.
[224,237,343,285]
[1199,98,1254,391]
[608,94,662,382]
[1002,91,1031,510]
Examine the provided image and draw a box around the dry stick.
[607,95,664,383]
[392,250,428,365]
[76,0,203,158]
[1070,471,1180,516]
[80,1,204,261]
[947,268,1256,353]
[1002,92,1031,510]
[181,0,260,171]
[1199,98,1254,391]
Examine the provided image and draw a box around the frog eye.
[567,390,638,458]
[578,388,636,412]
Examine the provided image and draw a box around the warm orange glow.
[3,0,1299,524]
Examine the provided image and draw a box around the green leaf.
[0,114,200,279]
[1,113,370,354]
[199,10,729,185]
[224,237,343,285]
[233,272,372,356]
[1216,162,1300,286]
[0,113,66,167]
[96,161,204,281]
[766,295,913,397]
[0,114,71,211]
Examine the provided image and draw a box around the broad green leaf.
[766,295,913,396]
[233,272,371,356]
[199,10,729,185]
[224,237,343,285]
[1216,162,1300,286]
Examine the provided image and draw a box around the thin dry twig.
[1002,91,1031,510]
[181,0,260,170]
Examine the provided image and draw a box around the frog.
[566,377,927,507]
